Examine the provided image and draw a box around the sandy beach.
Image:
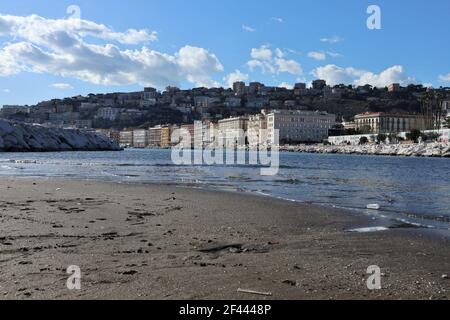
[0,177,449,300]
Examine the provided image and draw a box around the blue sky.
[0,0,449,105]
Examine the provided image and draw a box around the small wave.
[347,227,389,233]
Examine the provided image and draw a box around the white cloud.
[2,88,10,93]
[247,45,302,75]
[242,24,256,32]
[275,48,284,58]
[278,82,293,89]
[439,73,450,82]
[0,14,223,88]
[271,17,284,23]
[251,45,273,61]
[320,36,344,44]
[0,14,157,45]
[308,51,326,61]
[224,69,248,88]
[275,58,302,75]
[51,83,74,90]
[327,51,343,58]
[312,64,416,88]
[247,59,276,74]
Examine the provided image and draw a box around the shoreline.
[1,177,449,300]
[280,142,450,158]
[7,174,450,236]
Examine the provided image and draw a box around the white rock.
[0,120,120,152]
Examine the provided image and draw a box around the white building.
[96,107,121,121]
[443,101,450,127]
[248,113,268,148]
[119,131,133,147]
[266,110,336,145]
[354,112,427,134]
[328,134,375,146]
[194,96,220,108]
[218,116,248,148]
[133,129,149,148]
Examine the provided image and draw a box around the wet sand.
[0,177,449,300]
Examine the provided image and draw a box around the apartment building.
[354,112,427,134]
[149,126,163,147]
[96,107,121,121]
[160,126,174,148]
[218,116,249,148]
[179,124,195,148]
[266,110,336,144]
[119,130,133,147]
[0,105,29,117]
[248,113,268,148]
[133,129,149,148]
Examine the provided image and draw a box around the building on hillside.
[224,97,242,108]
[233,81,246,96]
[56,105,74,113]
[245,97,269,108]
[294,83,308,96]
[388,83,401,92]
[79,103,98,112]
[354,112,428,134]
[266,110,336,145]
[312,80,327,90]
[75,120,93,129]
[143,87,157,99]
[141,87,158,107]
[0,105,30,117]
[48,112,80,123]
[96,107,121,121]
[248,82,264,95]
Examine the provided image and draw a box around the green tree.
[406,129,422,143]
[359,136,369,145]
[443,116,450,129]
[376,134,387,144]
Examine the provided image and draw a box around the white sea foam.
[347,227,389,233]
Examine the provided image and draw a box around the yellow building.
[160,126,172,148]
[355,112,427,134]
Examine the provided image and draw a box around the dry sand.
[0,177,449,300]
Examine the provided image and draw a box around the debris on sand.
[237,288,272,296]
[282,280,300,287]
[198,243,243,254]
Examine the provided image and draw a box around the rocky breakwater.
[281,143,450,158]
[0,120,121,152]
